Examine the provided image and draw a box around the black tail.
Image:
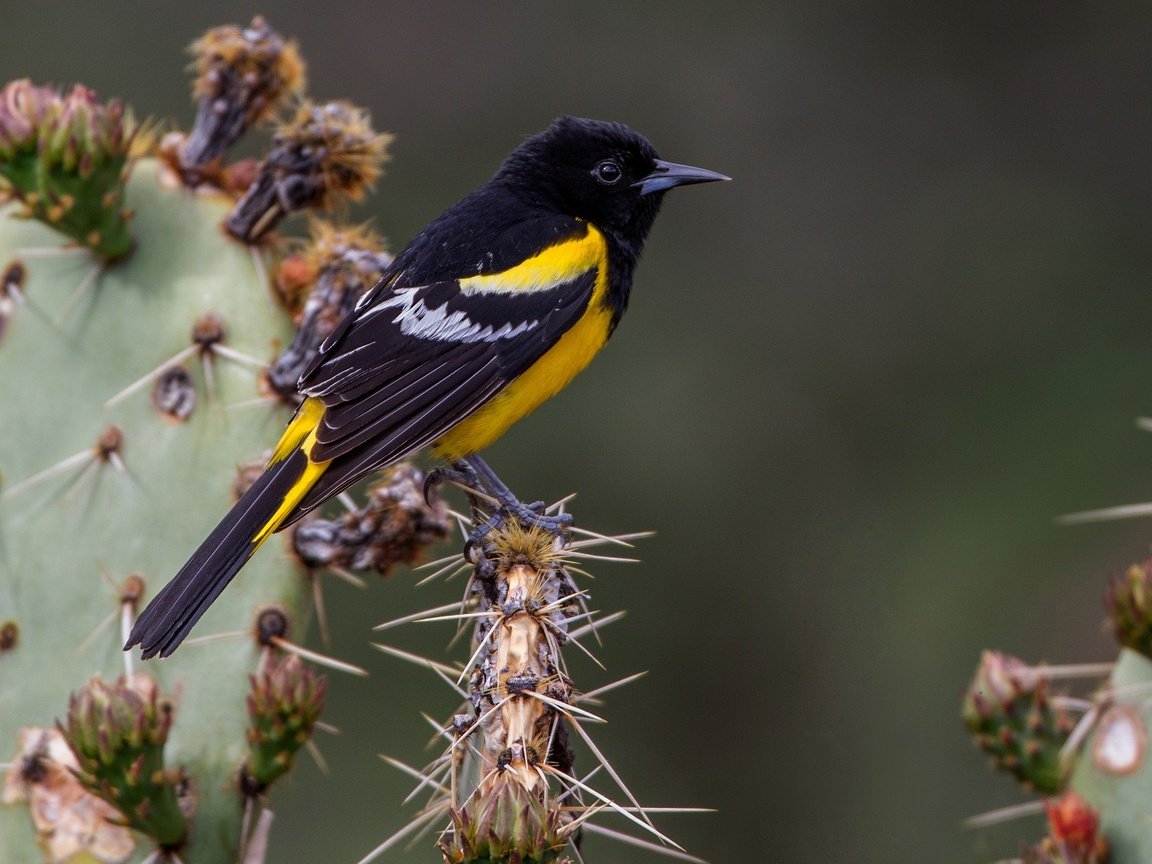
[124,449,311,659]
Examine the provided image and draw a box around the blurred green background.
[5,2,1152,862]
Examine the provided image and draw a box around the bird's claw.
[423,464,478,506]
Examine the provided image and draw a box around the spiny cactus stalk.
[366,494,702,864]
[0,18,394,864]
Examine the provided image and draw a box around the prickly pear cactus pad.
[0,155,306,863]
[964,552,1152,858]
[0,15,399,862]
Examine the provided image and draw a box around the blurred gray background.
[5,2,1152,862]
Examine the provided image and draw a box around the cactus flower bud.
[962,651,1073,793]
[1106,560,1152,659]
[242,653,327,793]
[60,675,188,849]
[0,80,141,259]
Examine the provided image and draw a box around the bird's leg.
[461,454,573,541]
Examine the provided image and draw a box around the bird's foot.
[464,496,573,559]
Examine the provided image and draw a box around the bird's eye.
[593,159,623,185]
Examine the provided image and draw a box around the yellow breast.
[432,227,613,461]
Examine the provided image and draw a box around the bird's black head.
[495,116,728,255]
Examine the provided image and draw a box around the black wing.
[284,266,596,522]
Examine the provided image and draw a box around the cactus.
[962,650,1075,794]
[0,19,390,864]
[366,496,702,864]
[964,542,1152,859]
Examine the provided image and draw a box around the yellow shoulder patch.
[459,223,607,295]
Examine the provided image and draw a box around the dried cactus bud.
[225,100,390,243]
[442,775,567,864]
[178,16,305,181]
[292,463,451,575]
[242,653,326,793]
[267,221,391,398]
[0,80,141,259]
[1106,560,1152,658]
[60,675,188,849]
[962,651,1073,794]
[2,726,136,862]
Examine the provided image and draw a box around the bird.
[125,115,728,659]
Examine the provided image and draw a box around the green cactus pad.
[0,158,309,863]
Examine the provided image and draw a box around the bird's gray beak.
[635,159,730,196]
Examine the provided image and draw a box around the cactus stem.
[74,607,119,658]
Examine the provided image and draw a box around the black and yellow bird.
[125,116,728,659]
